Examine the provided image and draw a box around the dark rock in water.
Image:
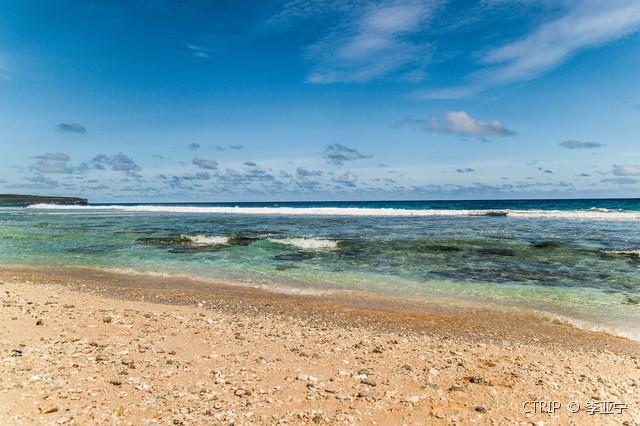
[624,296,640,305]
[424,244,461,253]
[137,236,192,247]
[227,235,258,246]
[138,235,227,253]
[274,252,314,261]
[67,244,125,254]
[167,246,224,254]
[275,264,296,270]
[477,247,515,256]
[531,241,561,249]
[482,211,508,217]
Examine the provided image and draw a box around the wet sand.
[0,266,639,425]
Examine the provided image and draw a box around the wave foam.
[609,249,640,257]
[25,203,640,221]
[269,237,338,250]
[183,235,229,246]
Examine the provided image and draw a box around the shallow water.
[2,200,640,339]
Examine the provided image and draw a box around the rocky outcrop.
[0,194,88,206]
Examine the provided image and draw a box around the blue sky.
[1,0,639,202]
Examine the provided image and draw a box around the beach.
[1,266,638,425]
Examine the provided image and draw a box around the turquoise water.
[2,199,640,339]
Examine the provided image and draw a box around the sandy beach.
[0,267,638,425]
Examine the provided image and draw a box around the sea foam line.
[25,203,640,220]
[269,237,338,250]
[183,235,229,246]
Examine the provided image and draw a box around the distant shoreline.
[0,194,87,206]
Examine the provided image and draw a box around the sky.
[1,0,639,202]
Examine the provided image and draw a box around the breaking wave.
[183,235,229,246]
[24,203,640,221]
[269,237,338,250]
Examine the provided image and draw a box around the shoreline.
[1,266,639,424]
[2,265,638,351]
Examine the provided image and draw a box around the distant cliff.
[0,194,88,206]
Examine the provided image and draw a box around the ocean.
[2,198,640,339]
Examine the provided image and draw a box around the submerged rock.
[137,236,193,247]
[275,264,296,270]
[482,211,508,217]
[624,296,640,305]
[424,244,462,253]
[274,252,314,261]
[227,235,258,246]
[477,247,515,257]
[531,241,561,249]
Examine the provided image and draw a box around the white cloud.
[31,161,73,174]
[185,43,211,59]
[612,164,640,176]
[405,111,514,137]
[444,111,514,136]
[332,170,358,187]
[479,0,640,86]
[416,1,640,98]
[34,153,71,162]
[58,123,87,133]
[323,144,370,165]
[558,140,604,149]
[192,158,218,170]
[602,177,637,184]
[302,1,438,84]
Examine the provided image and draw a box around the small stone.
[103,316,112,323]
[11,348,23,357]
[448,385,463,392]
[357,391,382,400]
[234,388,251,397]
[109,380,122,386]
[475,406,487,413]
[187,385,203,394]
[469,376,487,385]
[42,405,58,414]
[361,378,377,387]
[400,364,413,372]
[35,319,43,326]
[63,304,74,309]
[297,373,317,383]
[357,368,373,376]
[121,358,134,366]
